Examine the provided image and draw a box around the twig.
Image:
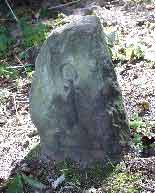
[0,18,14,21]
[13,93,20,121]
[14,55,27,72]
[15,100,29,103]
[48,0,81,10]
[5,0,19,22]
[7,65,23,69]
[13,93,26,124]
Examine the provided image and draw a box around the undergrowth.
[19,18,51,48]
[103,164,142,193]
[0,27,13,59]
[130,113,155,154]
[4,156,143,193]
[0,63,18,79]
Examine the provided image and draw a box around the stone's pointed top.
[64,15,100,27]
[49,15,100,36]
[69,15,100,25]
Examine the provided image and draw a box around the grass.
[111,44,144,63]
[0,64,18,79]
[20,145,118,191]
[102,163,142,193]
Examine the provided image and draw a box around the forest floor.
[0,0,155,192]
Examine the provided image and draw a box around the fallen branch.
[5,0,19,22]
[7,66,23,69]
[48,0,81,10]
[14,55,27,72]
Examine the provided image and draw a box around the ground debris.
[126,157,155,179]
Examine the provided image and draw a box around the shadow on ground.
[1,143,122,193]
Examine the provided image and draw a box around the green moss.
[55,159,116,189]
[103,164,142,193]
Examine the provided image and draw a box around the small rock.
[23,140,29,148]
[52,175,65,189]
[97,188,102,193]
[145,4,154,10]
[151,63,155,69]
[133,74,138,80]
[136,20,145,26]
[0,116,7,126]
[87,187,97,193]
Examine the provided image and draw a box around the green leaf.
[125,47,134,60]
[134,46,144,59]
[26,70,34,78]
[129,120,143,129]
[133,133,141,143]
[22,174,46,190]
[6,175,23,193]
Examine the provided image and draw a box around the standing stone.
[30,16,130,166]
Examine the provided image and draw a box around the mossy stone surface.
[30,16,130,166]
